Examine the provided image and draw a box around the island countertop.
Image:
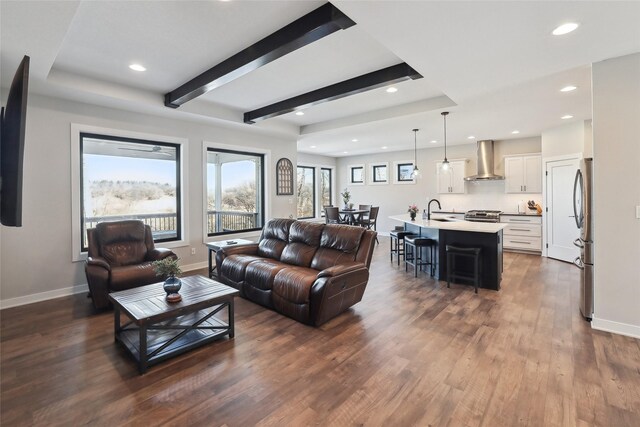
[389,214,507,234]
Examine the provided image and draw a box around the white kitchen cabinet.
[436,160,468,194]
[504,154,542,193]
[501,214,542,252]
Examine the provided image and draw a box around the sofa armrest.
[310,263,370,326]
[146,248,177,262]
[215,243,260,274]
[86,256,111,271]
[316,261,365,278]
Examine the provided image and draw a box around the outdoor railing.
[207,210,259,234]
[85,213,178,239]
[85,210,260,240]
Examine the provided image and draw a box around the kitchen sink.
[431,218,454,222]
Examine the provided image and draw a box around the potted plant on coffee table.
[153,257,183,303]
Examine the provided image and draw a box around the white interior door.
[546,157,580,262]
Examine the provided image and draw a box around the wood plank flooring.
[2,238,639,426]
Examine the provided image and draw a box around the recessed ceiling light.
[129,64,146,72]
[561,115,574,120]
[468,136,475,139]
[381,146,388,149]
[386,87,398,93]
[560,85,577,92]
[310,145,316,148]
[431,140,437,144]
[512,130,520,134]
[343,151,349,154]
[352,139,358,142]
[552,23,579,36]
[295,111,304,116]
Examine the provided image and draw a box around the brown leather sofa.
[85,220,177,309]
[216,219,377,326]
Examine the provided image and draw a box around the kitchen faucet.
[427,199,441,220]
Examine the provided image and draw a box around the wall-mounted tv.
[0,55,30,227]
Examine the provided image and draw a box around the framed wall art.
[276,158,294,195]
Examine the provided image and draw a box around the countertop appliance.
[573,158,594,321]
[464,210,502,223]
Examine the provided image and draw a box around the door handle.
[573,238,583,248]
[569,215,575,218]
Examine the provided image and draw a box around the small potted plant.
[153,257,183,303]
[408,204,419,221]
[341,188,352,209]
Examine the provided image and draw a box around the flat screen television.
[0,55,29,227]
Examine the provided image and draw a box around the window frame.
[320,167,333,216]
[296,165,316,219]
[394,160,416,184]
[205,146,265,237]
[296,163,335,220]
[349,164,365,185]
[370,162,389,185]
[71,124,189,262]
[202,141,271,243]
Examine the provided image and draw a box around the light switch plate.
[636,206,640,219]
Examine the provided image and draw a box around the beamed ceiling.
[1,1,640,157]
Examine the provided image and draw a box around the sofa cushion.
[257,218,294,260]
[280,222,324,267]
[310,224,365,271]
[243,259,289,307]
[220,254,264,283]
[97,221,148,266]
[272,266,318,304]
[272,266,318,323]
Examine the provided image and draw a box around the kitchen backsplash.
[435,180,542,213]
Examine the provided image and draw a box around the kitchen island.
[390,214,507,290]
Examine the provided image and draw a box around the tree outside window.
[297,166,315,219]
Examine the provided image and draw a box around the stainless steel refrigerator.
[573,158,594,320]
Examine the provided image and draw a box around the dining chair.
[324,206,342,224]
[357,204,372,225]
[360,206,379,243]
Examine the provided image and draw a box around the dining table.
[338,209,369,225]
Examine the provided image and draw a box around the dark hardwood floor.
[2,238,639,426]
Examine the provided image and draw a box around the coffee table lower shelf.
[115,306,233,374]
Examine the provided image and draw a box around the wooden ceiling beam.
[243,63,423,124]
[164,3,356,108]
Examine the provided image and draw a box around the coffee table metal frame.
[109,276,239,374]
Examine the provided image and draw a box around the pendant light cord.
[441,111,449,162]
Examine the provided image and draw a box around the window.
[394,161,416,183]
[350,165,365,184]
[80,133,181,251]
[320,168,332,215]
[297,166,315,219]
[206,148,264,235]
[371,162,389,184]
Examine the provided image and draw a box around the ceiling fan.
[118,145,172,157]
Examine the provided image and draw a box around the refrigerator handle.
[573,256,584,270]
[573,169,582,229]
[573,238,584,248]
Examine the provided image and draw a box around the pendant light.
[411,128,420,178]
[441,112,450,171]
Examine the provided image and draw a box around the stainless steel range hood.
[464,140,505,181]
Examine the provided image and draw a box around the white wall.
[336,137,542,233]
[0,94,297,306]
[591,52,640,338]
[541,120,589,159]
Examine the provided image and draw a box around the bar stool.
[405,235,437,277]
[446,245,482,293]
[389,229,412,265]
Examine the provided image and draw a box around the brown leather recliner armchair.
[85,220,177,309]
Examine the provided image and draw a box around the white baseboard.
[0,283,89,310]
[0,261,210,310]
[181,261,208,272]
[592,317,640,339]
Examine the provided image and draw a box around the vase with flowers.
[341,188,352,210]
[408,204,419,221]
